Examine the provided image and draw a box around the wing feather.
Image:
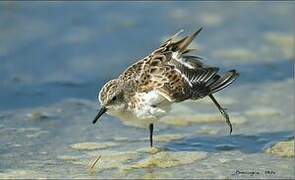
[119,28,238,103]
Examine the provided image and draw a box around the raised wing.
[119,28,238,102]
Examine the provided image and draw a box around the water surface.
[0,2,294,179]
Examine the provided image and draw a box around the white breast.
[133,90,171,119]
[108,90,172,128]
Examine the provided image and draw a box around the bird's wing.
[119,28,236,102]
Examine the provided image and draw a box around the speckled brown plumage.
[94,28,239,141]
[118,28,238,103]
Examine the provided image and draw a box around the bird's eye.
[111,96,117,101]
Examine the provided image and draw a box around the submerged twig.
[89,154,102,169]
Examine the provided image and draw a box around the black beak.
[92,106,107,124]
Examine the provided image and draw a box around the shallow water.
[0,2,294,179]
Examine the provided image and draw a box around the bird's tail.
[161,27,203,56]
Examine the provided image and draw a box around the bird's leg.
[208,94,232,135]
[149,123,154,147]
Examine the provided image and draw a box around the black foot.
[209,94,232,135]
[149,123,154,147]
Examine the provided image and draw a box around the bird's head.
[93,79,126,124]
